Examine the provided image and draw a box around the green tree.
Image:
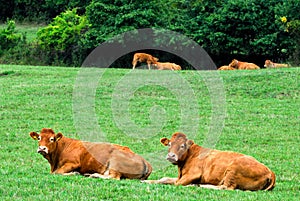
[36,9,89,66]
[0,20,23,55]
[189,0,290,66]
[275,0,300,65]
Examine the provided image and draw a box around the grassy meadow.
[0,65,299,200]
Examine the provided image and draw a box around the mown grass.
[0,65,299,200]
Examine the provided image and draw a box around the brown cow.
[145,132,275,191]
[132,53,159,70]
[264,60,289,68]
[229,59,260,70]
[154,62,182,70]
[30,128,152,180]
[218,66,236,70]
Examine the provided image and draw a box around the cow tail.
[141,160,152,180]
[264,171,276,191]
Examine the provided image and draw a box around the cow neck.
[177,144,202,168]
[47,137,73,172]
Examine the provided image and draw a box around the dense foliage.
[0,0,299,67]
[0,20,23,55]
[0,0,91,23]
[36,9,89,66]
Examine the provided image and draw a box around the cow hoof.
[62,172,80,176]
[86,173,112,179]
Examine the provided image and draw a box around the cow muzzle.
[166,152,178,164]
[37,146,48,155]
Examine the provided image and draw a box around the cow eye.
[180,144,185,149]
[37,136,41,141]
[49,137,55,142]
[168,142,171,147]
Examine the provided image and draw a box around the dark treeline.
[0,0,299,68]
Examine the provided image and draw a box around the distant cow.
[132,53,159,70]
[218,66,236,70]
[154,62,182,70]
[229,59,260,70]
[145,132,275,191]
[264,60,289,68]
[30,128,152,180]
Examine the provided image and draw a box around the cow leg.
[108,169,122,180]
[147,62,151,70]
[62,171,80,176]
[194,184,223,190]
[132,60,137,69]
[218,169,237,190]
[175,175,197,186]
[86,173,112,179]
[142,177,177,185]
[52,163,80,174]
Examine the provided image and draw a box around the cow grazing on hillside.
[132,53,159,70]
[218,66,236,70]
[264,60,289,68]
[229,59,260,70]
[145,132,275,191]
[30,128,152,180]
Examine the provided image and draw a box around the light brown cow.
[30,128,152,180]
[154,62,182,70]
[145,132,275,191]
[132,53,159,70]
[264,60,289,68]
[229,59,260,70]
[218,66,236,70]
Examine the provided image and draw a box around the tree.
[188,0,292,66]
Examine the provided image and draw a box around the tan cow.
[154,62,182,70]
[30,128,152,180]
[218,66,236,70]
[264,60,289,68]
[145,132,275,191]
[229,59,260,70]
[132,53,159,70]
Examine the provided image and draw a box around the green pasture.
[0,65,299,200]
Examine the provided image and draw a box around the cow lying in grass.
[144,132,275,191]
[218,66,236,70]
[229,59,260,70]
[132,53,159,70]
[30,128,152,180]
[154,62,182,70]
[264,60,289,68]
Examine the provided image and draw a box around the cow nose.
[166,152,178,163]
[167,152,176,158]
[37,146,48,154]
[39,146,46,151]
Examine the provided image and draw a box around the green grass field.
[0,65,299,200]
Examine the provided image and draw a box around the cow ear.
[160,138,170,146]
[186,140,194,148]
[56,132,63,141]
[30,132,39,140]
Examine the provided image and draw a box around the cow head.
[161,132,194,165]
[30,128,63,156]
[229,59,238,68]
[264,60,274,68]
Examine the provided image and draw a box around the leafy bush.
[0,20,23,55]
[36,9,89,66]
